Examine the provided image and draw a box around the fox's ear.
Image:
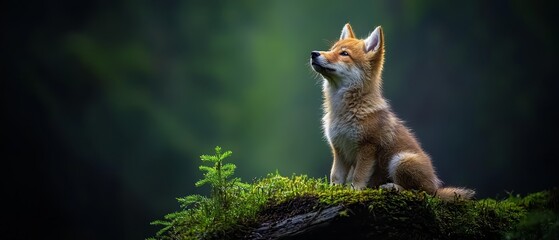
[364,26,383,53]
[340,23,356,40]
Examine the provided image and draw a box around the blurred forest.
[3,0,558,239]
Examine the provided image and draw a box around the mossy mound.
[150,173,558,240]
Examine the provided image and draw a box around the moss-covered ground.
[149,173,558,240]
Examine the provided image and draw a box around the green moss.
[149,148,558,239]
[150,173,557,239]
[504,189,559,239]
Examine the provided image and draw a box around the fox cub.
[310,23,474,200]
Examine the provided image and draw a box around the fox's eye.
[340,51,349,56]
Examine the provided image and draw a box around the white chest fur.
[323,84,362,164]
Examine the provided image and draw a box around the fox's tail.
[435,187,476,201]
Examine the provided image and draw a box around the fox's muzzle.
[310,51,335,73]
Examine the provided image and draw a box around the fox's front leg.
[330,149,350,185]
[351,145,376,190]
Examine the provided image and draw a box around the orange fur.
[310,23,474,200]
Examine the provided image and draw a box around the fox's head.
[311,23,385,89]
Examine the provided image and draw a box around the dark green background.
[4,0,558,239]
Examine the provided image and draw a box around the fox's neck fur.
[322,49,387,129]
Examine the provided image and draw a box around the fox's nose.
[311,51,321,59]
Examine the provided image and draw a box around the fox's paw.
[380,183,404,192]
[330,179,346,186]
[351,182,368,190]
